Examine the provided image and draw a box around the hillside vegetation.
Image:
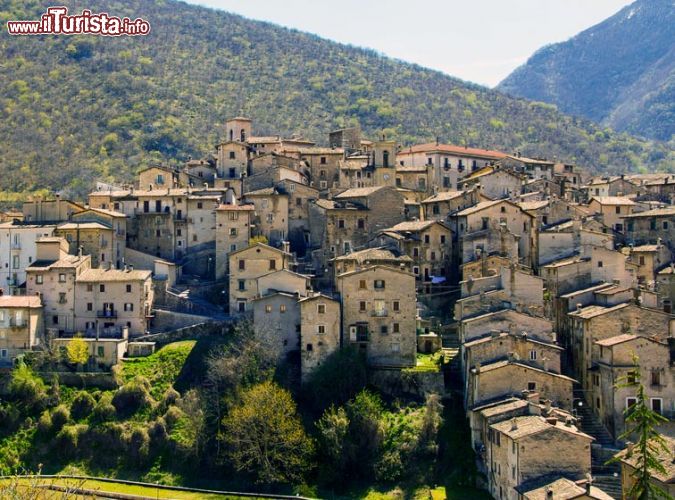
[0,324,483,498]
[499,0,674,142]
[0,0,672,199]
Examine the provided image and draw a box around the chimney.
[510,418,518,431]
[490,329,500,339]
[545,487,553,500]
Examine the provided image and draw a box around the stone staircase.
[441,329,462,391]
[573,387,615,447]
[573,387,622,499]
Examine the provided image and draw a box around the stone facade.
[299,293,341,379]
[337,265,416,367]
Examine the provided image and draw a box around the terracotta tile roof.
[0,295,42,308]
[334,186,386,198]
[333,247,412,263]
[595,334,637,347]
[386,220,439,232]
[490,414,591,441]
[216,204,255,211]
[623,206,675,218]
[398,142,506,159]
[77,268,152,282]
[421,191,467,203]
[590,196,636,206]
[617,435,675,483]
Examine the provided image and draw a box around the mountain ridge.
[0,0,672,199]
[498,0,675,141]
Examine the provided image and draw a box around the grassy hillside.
[0,0,672,199]
[498,0,674,142]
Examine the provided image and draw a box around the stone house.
[467,359,575,410]
[459,309,555,345]
[309,186,405,282]
[617,435,675,500]
[70,208,128,269]
[500,155,556,180]
[624,243,672,284]
[452,199,536,268]
[374,220,452,284]
[22,198,85,223]
[517,477,613,500]
[252,291,301,361]
[487,415,593,500]
[55,222,115,269]
[338,154,372,190]
[459,166,525,200]
[587,196,636,233]
[26,238,91,335]
[243,187,290,247]
[462,331,563,386]
[298,147,344,192]
[332,247,412,282]
[394,165,433,193]
[299,293,341,379]
[0,295,43,366]
[623,206,675,249]
[581,176,638,200]
[0,222,57,295]
[396,143,507,191]
[214,204,255,279]
[594,334,673,438]
[275,179,319,255]
[336,265,416,368]
[137,166,192,191]
[420,188,482,222]
[74,266,154,337]
[567,302,673,395]
[454,265,545,320]
[228,243,293,314]
[51,335,128,370]
[257,269,311,297]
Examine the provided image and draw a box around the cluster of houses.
[0,116,673,497]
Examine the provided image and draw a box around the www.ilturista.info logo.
[6,6,151,36]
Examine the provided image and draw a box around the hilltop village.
[1,117,674,499]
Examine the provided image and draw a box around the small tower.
[225,117,252,143]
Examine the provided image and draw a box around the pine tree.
[611,356,672,500]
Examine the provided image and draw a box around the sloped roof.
[398,142,506,159]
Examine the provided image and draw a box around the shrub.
[161,387,180,408]
[70,392,96,421]
[56,424,87,458]
[91,393,116,423]
[0,402,20,434]
[305,347,367,413]
[163,405,183,430]
[112,377,154,417]
[37,411,52,435]
[50,405,70,433]
[148,417,168,446]
[8,363,48,412]
[126,427,151,466]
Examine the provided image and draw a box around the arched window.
[240,129,246,142]
[383,150,389,168]
[229,129,233,141]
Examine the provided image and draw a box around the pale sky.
[184,0,634,87]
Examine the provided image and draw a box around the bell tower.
[225,117,252,143]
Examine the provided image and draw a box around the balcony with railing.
[9,318,26,328]
[97,309,118,319]
[371,309,389,317]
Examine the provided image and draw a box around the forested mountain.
[0,0,672,198]
[498,0,674,142]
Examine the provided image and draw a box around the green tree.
[66,336,89,366]
[222,381,313,485]
[611,356,671,500]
